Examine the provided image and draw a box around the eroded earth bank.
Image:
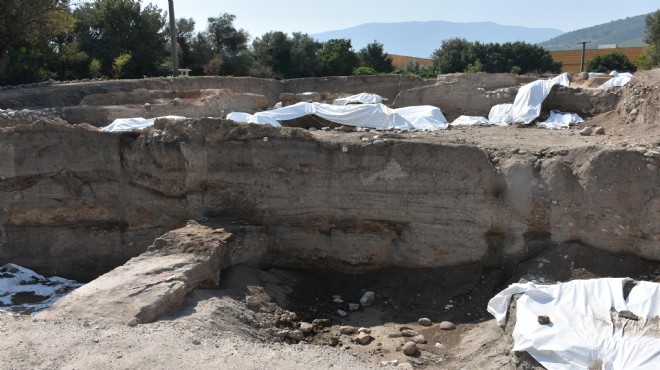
[1,71,659,369]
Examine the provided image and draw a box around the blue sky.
[148,0,658,38]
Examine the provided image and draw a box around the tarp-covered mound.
[489,73,570,125]
[600,72,634,90]
[227,101,448,131]
[0,263,81,315]
[538,110,585,129]
[101,115,186,132]
[488,278,660,370]
[333,92,383,106]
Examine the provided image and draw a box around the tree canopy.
[431,38,562,75]
[644,10,660,67]
[358,41,393,73]
[318,38,359,77]
[587,52,637,73]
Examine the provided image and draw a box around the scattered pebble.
[192,339,201,345]
[354,332,372,345]
[594,127,605,135]
[360,291,376,307]
[339,326,357,335]
[402,341,417,356]
[348,303,360,311]
[435,343,446,350]
[537,315,551,325]
[380,359,398,366]
[438,321,455,330]
[299,322,314,334]
[417,317,432,326]
[400,329,418,337]
[127,318,138,327]
[618,310,640,321]
[336,309,348,317]
[579,127,593,136]
[358,327,371,334]
[412,334,427,344]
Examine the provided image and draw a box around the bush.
[636,45,658,70]
[89,58,103,78]
[353,66,377,75]
[511,65,522,75]
[587,52,637,73]
[112,53,132,79]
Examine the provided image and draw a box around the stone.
[192,339,201,345]
[579,127,593,136]
[379,359,398,366]
[537,315,551,325]
[402,341,417,356]
[312,318,331,327]
[287,330,304,341]
[358,327,371,334]
[400,329,418,337]
[127,318,138,327]
[397,363,414,370]
[354,332,372,345]
[336,309,348,317]
[348,303,360,311]
[417,317,432,326]
[299,322,314,334]
[594,127,605,135]
[245,296,261,310]
[333,297,344,304]
[435,343,446,350]
[339,326,357,335]
[438,321,455,330]
[360,291,376,307]
[412,334,427,344]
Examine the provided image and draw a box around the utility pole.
[577,41,591,73]
[168,0,179,76]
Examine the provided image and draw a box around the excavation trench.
[1,73,659,368]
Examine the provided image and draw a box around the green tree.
[252,31,293,78]
[205,13,251,75]
[587,52,637,73]
[89,58,103,78]
[431,38,561,74]
[358,41,393,73]
[318,38,359,76]
[73,0,168,78]
[167,17,196,69]
[188,33,215,75]
[431,38,474,74]
[353,66,377,75]
[0,0,76,82]
[289,32,322,77]
[644,10,660,67]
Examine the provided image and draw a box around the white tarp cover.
[489,73,570,125]
[228,102,448,131]
[487,278,660,370]
[0,263,81,315]
[600,75,633,90]
[450,115,490,126]
[538,110,584,129]
[101,115,186,132]
[333,93,383,106]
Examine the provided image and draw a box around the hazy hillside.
[538,14,648,50]
[312,21,563,58]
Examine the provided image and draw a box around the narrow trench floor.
[162,242,660,369]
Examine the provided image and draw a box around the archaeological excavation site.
[1,71,659,369]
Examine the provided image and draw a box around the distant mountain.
[312,21,563,58]
[538,14,648,50]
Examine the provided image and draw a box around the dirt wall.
[1,119,657,280]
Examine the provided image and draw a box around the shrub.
[587,52,637,73]
[89,58,103,78]
[353,66,377,75]
[112,53,132,79]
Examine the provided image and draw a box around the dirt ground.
[2,242,658,370]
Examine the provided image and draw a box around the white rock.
[417,317,432,326]
[579,127,593,136]
[353,332,372,345]
[439,321,455,330]
[348,303,360,311]
[379,359,398,366]
[360,291,376,307]
[339,326,357,335]
[336,309,348,317]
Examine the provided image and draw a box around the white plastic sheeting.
[228,102,448,131]
[101,116,186,132]
[487,278,660,370]
[489,73,570,125]
[538,110,584,129]
[0,263,81,315]
[333,93,383,106]
[450,115,490,126]
[600,74,633,89]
